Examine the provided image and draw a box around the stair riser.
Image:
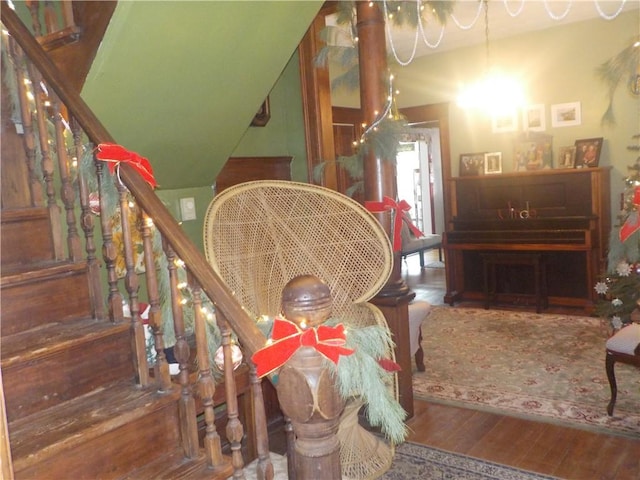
[14,400,182,480]
[1,270,93,336]
[1,212,55,267]
[4,328,135,422]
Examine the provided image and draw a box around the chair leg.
[605,352,617,416]
[414,326,425,372]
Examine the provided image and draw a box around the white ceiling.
[329,0,639,59]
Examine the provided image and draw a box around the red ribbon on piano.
[95,143,157,189]
[365,196,424,252]
[619,185,640,242]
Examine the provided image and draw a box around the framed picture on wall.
[522,104,546,132]
[492,111,518,133]
[459,152,485,176]
[574,137,603,168]
[557,146,577,169]
[551,102,581,127]
[484,152,502,174]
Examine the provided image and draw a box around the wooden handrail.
[0,2,266,356]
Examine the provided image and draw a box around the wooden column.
[356,2,415,418]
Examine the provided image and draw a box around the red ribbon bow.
[620,185,640,242]
[251,317,355,378]
[365,196,424,251]
[96,143,157,188]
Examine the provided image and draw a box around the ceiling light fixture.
[456,0,526,116]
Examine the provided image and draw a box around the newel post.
[274,275,344,480]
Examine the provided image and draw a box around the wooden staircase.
[0,127,232,480]
[1,4,356,478]
[0,3,238,478]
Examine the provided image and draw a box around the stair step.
[1,260,93,335]
[1,207,55,267]
[120,449,234,480]
[9,380,183,479]
[1,317,129,368]
[2,317,134,422]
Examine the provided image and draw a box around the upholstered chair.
[605,323,640,415]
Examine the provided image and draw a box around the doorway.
[395,127,444,236]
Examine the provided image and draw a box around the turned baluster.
[27,62,64,259]
[94,158,124,321]
[117,184,149,386]
[276,275,345,480]
[164,241,199,458]
[141,213,171,391]
[10,39,43,206]
[216,310,245,479]
[59,0,75,31]
[25,1,42,37]
[249,363,274,480]
[51,93,81,260]
[284,418,296,480]
[71,117,104,318]
[43,0,57,34]
[188,273,226,470]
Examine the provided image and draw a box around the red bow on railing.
[251,317,355,378]
[620,185,640,242]
[95,143,157,188]
[365,196,424,251]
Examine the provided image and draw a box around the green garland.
[596,35,640,126]
[262,315,408,445]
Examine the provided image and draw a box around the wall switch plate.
[180,197,197,221]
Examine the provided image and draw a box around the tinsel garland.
[315,1,454,93]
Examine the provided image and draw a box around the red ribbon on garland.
[365,196,424,252]
[251,317,355,378]
[95,143,157,188]
[619,186,640,242]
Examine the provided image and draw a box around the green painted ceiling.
[81,1,322,190]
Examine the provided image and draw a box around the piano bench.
[481,252,548,313]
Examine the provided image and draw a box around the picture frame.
[550,102,581,128]
[459,152,485,176]
[574,137,603,168]
[513,132,553,171]
[557,146,577,169]
[522,104,546,132]
[484,152,502,174]
[492,111,518,133]
[251,97,271,127]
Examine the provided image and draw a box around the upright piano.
[443,168,611,310]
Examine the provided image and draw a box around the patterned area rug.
[381,442,558,480]
[413,307,640,438]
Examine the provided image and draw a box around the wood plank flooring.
[402,251,640,480]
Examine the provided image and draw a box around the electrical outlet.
[180,197,196,221]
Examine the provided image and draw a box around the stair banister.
[1,1,266,357]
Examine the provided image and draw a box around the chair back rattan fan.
[203,180,397,479]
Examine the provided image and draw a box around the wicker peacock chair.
[203,180,397,479]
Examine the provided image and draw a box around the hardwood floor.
[401,251,640,480]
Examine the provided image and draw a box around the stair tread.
[120,449,234,480]
[9,380,180,469]
[1,259,87,285]
[1,317,129,367]
[0,206,48,222]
